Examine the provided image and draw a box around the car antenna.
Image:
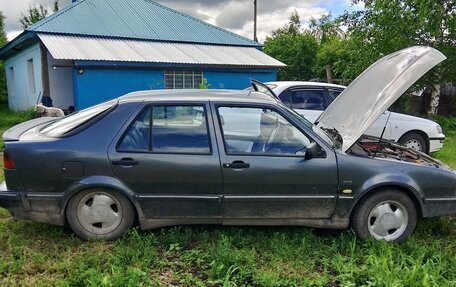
[372,111,392,158]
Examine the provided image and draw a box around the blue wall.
[73,68,165,109]
[204,69,277,90]
[73,67,278,109]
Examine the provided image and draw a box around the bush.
[432,115,456,136]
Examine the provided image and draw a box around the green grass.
[0,108,455,286]
[0,105,35,149]
[433,136,456,169]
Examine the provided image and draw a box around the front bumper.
[429,137,445,153]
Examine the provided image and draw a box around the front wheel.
[351,190,417,242]
[66,188,135,240]
[398,132,427,153]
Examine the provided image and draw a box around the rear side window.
[290,89,325,110]
[118,105,210,154]
[40,100,116,137]
[327,89,343,103]
[278,90,292,108]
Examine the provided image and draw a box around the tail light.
[3,151,16,169]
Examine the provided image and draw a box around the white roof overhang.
[38,34,286,68]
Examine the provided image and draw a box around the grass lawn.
[0,108,455,286]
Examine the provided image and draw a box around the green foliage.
[432,115,456,136]
[198,78,212,89]
[0,11,7,104]
[343,0,456,89]
[263,12,319,81]
[0,104,35,150]
[19,1,59,29]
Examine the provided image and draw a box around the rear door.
[212,103,338,220]
[108,102,223,219]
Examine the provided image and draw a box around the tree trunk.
[325,64,333,84]
[427,83,441,116]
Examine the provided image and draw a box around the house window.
[8,67,15,97]
[164,71,203,89]
[27,59,36,94]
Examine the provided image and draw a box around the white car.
[263,81,445,153]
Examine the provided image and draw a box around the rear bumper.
[0,182,29,220]
[0,182,65,225]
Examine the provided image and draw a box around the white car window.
[290,89,326,110]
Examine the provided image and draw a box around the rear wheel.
[398,132,427,153]
[66,188,135,240]
[351,190,417,242]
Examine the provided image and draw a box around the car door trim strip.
[224,195,335,200]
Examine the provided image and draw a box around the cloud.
[1,0,350,42]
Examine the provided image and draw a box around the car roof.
[267,81,346,89]
[118,89,277,104]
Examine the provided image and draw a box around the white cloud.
[1,0,349,43]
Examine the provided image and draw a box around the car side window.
[118,105,210,154]
[290,89,325,110]
[152,105,210,154]
[327,89,343,104]
[218,106,311,156]
[278,90,292,108]
[118,108,151,152]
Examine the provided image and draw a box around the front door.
[213,104,338,220]
[108,103,222,219]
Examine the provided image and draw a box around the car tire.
[66,188,135,240]
[351,190,417,242]
[398,132,427,153]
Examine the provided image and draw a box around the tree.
[0,11,7,104]
[310,14,347,83]
[19,1,59,29]
[343,0,456,115]
[264,12,319,81]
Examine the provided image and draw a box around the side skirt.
[139,217,349,230]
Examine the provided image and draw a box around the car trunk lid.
[2,117,56,142]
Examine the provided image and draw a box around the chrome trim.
[0,191,19,197]
[26,193,64,198]
[137,195,219,200]
[338,196,354,199]
[424,197,456,202]
[224,195,336,200]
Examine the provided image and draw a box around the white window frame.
[164,71,203,89]
[8,67,15,97]
[27,58,36,95]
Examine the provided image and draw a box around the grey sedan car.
[1,47,456,242]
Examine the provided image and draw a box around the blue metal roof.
[26,0,260,47]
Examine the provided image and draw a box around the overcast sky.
[0,0,363,43]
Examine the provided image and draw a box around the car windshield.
[40,100,117,137]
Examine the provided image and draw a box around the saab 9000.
[1,46,455,242]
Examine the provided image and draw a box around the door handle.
[112,158,139,166]
[223,161,250,169]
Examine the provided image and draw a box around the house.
[0,0,285,111]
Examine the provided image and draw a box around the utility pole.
[254,0,258,42]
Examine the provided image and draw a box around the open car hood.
[316,46,446,152]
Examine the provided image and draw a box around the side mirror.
[304,142,324,160]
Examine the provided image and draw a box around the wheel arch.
[350,184,424,220]
[61,176,143,222]
[398,130,430,154]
